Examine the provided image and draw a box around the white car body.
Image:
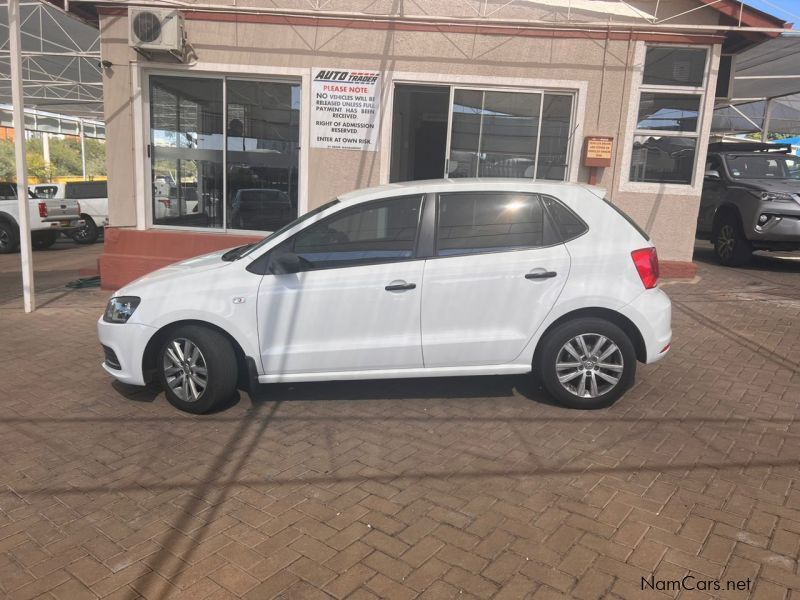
[98,179,671,409]
[30,182,109,228]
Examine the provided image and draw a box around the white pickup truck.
[30,180,108,244]
[0,182,82,253]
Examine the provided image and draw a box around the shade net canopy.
[0,0,102,121]
[714,33,800,135]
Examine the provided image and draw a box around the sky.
[743,0,800,24]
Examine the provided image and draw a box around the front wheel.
[713,213,752,266]
[538,318,637,410]
[72,215,99,244]
[157,325,238,414]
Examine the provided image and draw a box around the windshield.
[237,199,340,259]
[725,154,800,180]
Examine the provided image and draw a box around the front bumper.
[749,213,800,245]
[97,317,156,386]
[621,287,672,364]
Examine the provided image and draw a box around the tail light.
[631,247,659,289]
[38,202,48,218]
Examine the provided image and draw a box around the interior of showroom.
[39,0,795,289]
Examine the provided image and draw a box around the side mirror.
[271,251,304,274]
[704,169,721,181]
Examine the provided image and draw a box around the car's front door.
[421,191,570,367]
[257,194,425,375]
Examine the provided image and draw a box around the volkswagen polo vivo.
[98,179,672,413]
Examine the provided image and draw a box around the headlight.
[757,191,796,203]
[103,296,140,323]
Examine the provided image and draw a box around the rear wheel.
[713,213,752,266]
[0,221,18,254]
[31,230,58,250]
[72,214,99,244]
[539,318,636,410]
[157,325,238,414]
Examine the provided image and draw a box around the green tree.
[0,140,15,180]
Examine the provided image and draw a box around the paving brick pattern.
[1,245,799,599]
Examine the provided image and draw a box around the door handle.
[385,282,416,291]
[525,270,557,280]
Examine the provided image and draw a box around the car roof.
[337,178,605,204]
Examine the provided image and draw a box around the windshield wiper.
[221,243,254,262]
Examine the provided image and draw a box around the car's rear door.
[421,191,570,367]
[257,194,426,375]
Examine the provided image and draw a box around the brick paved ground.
[1,242,799,599]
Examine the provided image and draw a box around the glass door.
[444,88,574,182]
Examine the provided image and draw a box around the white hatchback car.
[98,179,671,413]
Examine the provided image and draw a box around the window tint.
[436,193,550,256]
[0,183,15,200]
[65,181,107,199]
[290,195,422,270]
[36,186,59,199]
[542,196,587,241]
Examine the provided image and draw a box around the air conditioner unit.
[129,7,185,61]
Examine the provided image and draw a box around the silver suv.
[697,142,800,266]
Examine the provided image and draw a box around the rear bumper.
[41,218,84,233]
[621,287,672,364]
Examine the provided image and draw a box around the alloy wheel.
[717,224,735,259]
[555,333,624,398]
[0,229,9,249]
[163,338,208,402]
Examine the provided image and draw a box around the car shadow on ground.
[693,240,800,272]
[248,374,560,407]
[112,374,560,413]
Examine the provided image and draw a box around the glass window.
[226,80,300,231]
[629,47,708,185]
[542,196,587,241]
[636,93,701,132]
[537,95,574,181]
[35,186,58,199]
[642,47,707,87]
[436,192,548,256]
[289,195,423,270]
[0,183,15,200]
[65,181,107,199]
[150,75,224,228]
[725,155,800,180]
[630,136,697,185]
[448,90,541,179]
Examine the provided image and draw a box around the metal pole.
[9,0,35,313]
[763,98,775,140]
[42,132,50,172]
[80,120,87,178]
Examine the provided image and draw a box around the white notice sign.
[311,68,381,151]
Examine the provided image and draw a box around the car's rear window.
[602,197,650,241]
[542,196,588,241]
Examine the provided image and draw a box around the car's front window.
[725,155,800,180]
[236,199,340,260]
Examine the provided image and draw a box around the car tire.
[157,325,238,414]
[712,213,752,267]
[31,230,58,250]
[538,317,637,410]
[72,215,99,244]
[0,221,19,254]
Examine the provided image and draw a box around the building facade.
[73,0,786,288]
